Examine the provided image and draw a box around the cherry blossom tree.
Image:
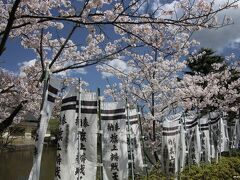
[0,67,42,133]
[178,51,240,118]
[0,0,239,146]
[1,0,239,70]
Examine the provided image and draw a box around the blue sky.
[1,0,240,92]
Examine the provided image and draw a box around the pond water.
[0,146,57,180]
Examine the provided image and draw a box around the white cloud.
[188,0,240,51]
[72,68,87,75]
[193,7,240,52]
[18,59,37,77]
[54,68,87,78]
[101,58,131,78]
[18,59,36,68]
[18,59,87,78]
[150,0,240,51]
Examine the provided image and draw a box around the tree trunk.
[0,100,27,133]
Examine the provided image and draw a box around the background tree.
[186,48,226,76]
[179,49,240,118]
[0,67,42,134]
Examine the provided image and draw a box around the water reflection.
[0,146,56,180]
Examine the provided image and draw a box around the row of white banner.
[28,77,144,180]
[28,76,240,179]
[159,111,240,174]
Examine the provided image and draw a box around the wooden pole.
[77,79,82,180]
[137,105,149,180]
[126,100,135,180]
[97,88,103,180]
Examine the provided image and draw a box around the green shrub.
[141,156,240,180]
[181,156,240,180]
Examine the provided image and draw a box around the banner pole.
[36,64,50,180]
[28,63,51,180]
[77,78,82,180]
[208,112,213,163]
[137,105,149,180]
[126,100,135,180]
[182,112,190,172]
[97,88,103,180]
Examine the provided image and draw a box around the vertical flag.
[209,113,220,160]
[178,122,186,172]
[55,88,98,180]
[28,76,61,180]
[127,109,144,173]
[101,102,128,180]
[199,116,211,163]
[227,120,236,149]
[185,115,201,165]
[55,86,78,180]
[76,91,98,180]
[234,118,240,149]
[161,113,182,175]
[220,118,229,152]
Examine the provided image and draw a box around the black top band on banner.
[62,96,77,104]
[62,96,97,106]
[200,123,209,127]
[162,131,180,136]
[101,108,125,114]
[210,117,220,125]
[162,125,179,131]
[48,84,58,95]
[210,116,219,121]
[101,114,126,120]
[81,101,97,106]
[61,104,76,111]
[200,127,209,131]
[81,108,97,114]
[47,95,56,103]
[185,118,198,125]
[61,105,97,114]
[186,121,198,129]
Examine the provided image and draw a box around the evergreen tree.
[186,48,226,76]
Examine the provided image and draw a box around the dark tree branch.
[0,84,14,94]
[52,44,132,73]
[49,25,77,69]
[0,0,21,56]
[0,100,28,134]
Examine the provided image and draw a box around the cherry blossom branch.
[52,44,132,73]
[49,25,77,69]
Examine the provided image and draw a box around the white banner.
[55,86,78,180]
[161,113,182,174]
[128,109,144,173]
[76,91,98,180]
[101,102,128,180]
[227,120,236,149]
[55,88,98,180]
[179,123,186,172]
[185,114,201,165]
[28,76,61,180]
[199,116,211,163]
[209,113,220,159]
[220,118,229,152]
[234,118,240,149]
